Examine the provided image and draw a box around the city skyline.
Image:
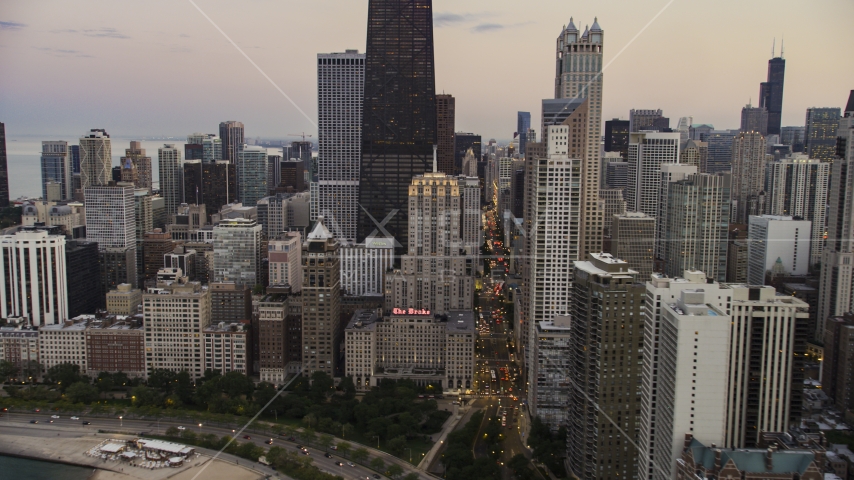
[1,0,852,140]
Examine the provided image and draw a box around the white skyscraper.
[0,226,68,326]
[554,17,604,259]
[158,144,182,218]
[84,183,135,250]
[626,131,681,216]
[79,129,111,190]
[340,237,394,296]
[523,125,583,401]
[212,218,262,286]
[764,154,829,267]
[747,215,811,286]
[41,141,72,200]
[316,50,364,243]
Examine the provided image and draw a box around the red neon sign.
[392,308,431,316]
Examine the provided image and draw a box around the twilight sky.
[1,0,852,141]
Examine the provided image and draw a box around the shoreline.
[0,451,105,478]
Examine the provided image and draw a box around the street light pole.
[119,416,123,427]
[406,447,412,463]
[198,423,202,434]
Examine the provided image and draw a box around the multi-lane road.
[0,412,433,480]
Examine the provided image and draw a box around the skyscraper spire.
[772,37,775,58]
[780,35,784,59]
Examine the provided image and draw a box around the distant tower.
[436,94,456,174]
[555,17,605,258]
[41,141,72,200]
[79,129,112,189]
[759,41,786,136]
[219,121,244,163]
[517,111,531,155]
[730,132,767,223]
[237,145,267,207]
[0,122,9,207]
[120,141,152,193]
[805,107,842,161]
[158,144,182,218]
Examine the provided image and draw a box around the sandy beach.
[0,426,265,480]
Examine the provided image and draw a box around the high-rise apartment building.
[604,118,630,160]
[740,103,769,136]
[823,314,854,413]
[268,232,302,291]
[0,122,7,207]
[600,188,626,238]
[805,107,842,161]
[0,226,68,326]
[655,164,698,259]
[731,132,767,223]
[522,125,584,387]
[79,129,111,190]
[626,131,681,216]
[84,316,146,378]
[219,121,244,164]
[759,51,786,135]
[357,0,437,251]
[436,94,455,174]
[661,173,731,282]
[120,141,152,193]
[726,224,749,283]
[723,286,808,447]
[459,175,482,257]
[639,271,733,480]
[301,217,342,377]
[186,133,222,162]
[143,275,211,379]
[237,145,267,207]
[747,215,811,286]
[41,141,72,200]
[256,192,310,239]
[764,154,829,266]
[210,282,251,324]
[566,253,644,479]
[158,144,182,219]
[554,18,604,259]
[529,315,572,427]
[630,109,669,132]
[611,211,655,279]
[317,50,364,243]
[385,173,474,313]
[105,283,142,316]
[203,321,250,375]
[517,112,531,155]
[212,218,262,286]
[817,93,854,339]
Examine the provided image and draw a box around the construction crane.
[288,132,314,143]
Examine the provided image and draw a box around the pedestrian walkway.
[418,400,482,471]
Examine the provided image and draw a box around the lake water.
[4,136,188,200]
[0,454,94,480]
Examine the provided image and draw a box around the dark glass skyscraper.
[357,0,437,251]
[517,111,531,155]
[0,122,8,207]
[604,118,630,159]
[759,54,785,136]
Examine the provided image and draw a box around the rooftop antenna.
[780,36,784,59]
[433,145,438,173]
[772,37,775,58]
